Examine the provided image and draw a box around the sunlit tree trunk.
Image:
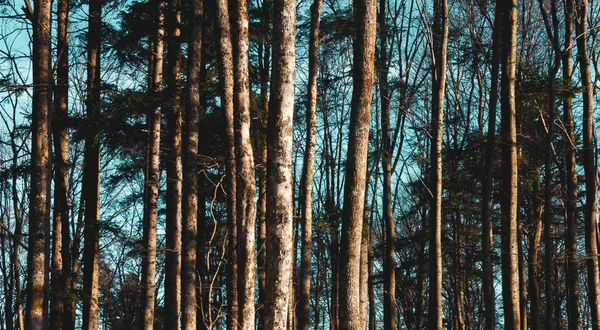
[338,0,377,327]
[232,0,257,328]
[215,0,237,328]
[50,0,70,328]
[164,0,182,327]
[429,0,448,327]
[499,0,521,327]
[27,0,52,328]
[264,0,296,327]
[141,2,164,328]
[182,0,202,328]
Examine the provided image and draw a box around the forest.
[1,0,600,328]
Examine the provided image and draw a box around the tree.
[164,0,183,327]
[214,0,238,328]
[50,0,71,328]
[378,0,396,328]
[428,0,448,326]
[82,1,102,329]
[140,1,164,328]
[499,0,521,327]
[182,0,203,328]
[563,0,581,327]
[338,0,377,328]
[575,0,600,328]
[263,0,296,327]
[298,0,322,329]
[26,0,52,328]
[231,0,258,328]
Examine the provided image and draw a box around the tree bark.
[298,1,322,329]
[82,1,102,329]
[499,0,521,327]
[429,0,448,327]
[141,1,164,328]
[214,0,238,328]
[480,3,501,329]
[379,0,396,328]
[182,0,202,328]
[50,0,70,328]
[231,0,258,327]
[575,0,600,328]
[563,0,581,327]
[164,0,182,327]
[27,0,52,328]
[338,0,377,327]
[263,0,296,327]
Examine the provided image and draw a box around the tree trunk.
[141,2,164,328]
[480,3,501,329]
[164,0,182,327]
[499,0,521,326]
[563,0,580,327]
[338,0,377,327]
[50,0,70,328]
[263,0,296,327]
[298,1,322,329]
[27,0,52,328]
[575,0,600,328]
[231,0,257,328]
[379,0,396,328]
[429,0,448,327]
[182,0,202,328]
[214,0,237,328]
[82,1,102,329]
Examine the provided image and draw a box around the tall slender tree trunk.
[27,0,52,328]
[563,0,581,327]
[429,0,448,327]
[499,0,521,327]
[338,0,377,327]
[379,0,396,328]
[50,0,70,328]
[141,1,164,328]
[256,0,270,324]
[82,1,102,329]
[298,1,322,329]
[182,0,202,328]
[264,0,296,327]
[575,0,600,328]
[215,0,238,328]
[164,0,182,327]
[232,0,258,327]
[481,3,501,329]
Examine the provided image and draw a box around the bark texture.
[499,0,521,327]
[298,0,322,329]
[164,0,182,327]
[141,2,164,328]
[575,0,600,328]
[182,0,202,328]
[82,1,102,329]
[338,0,377,328]
[429,0,448,327]
[50,0,71,328]
[232,0,258,328]
[563,0,580,327]
[264,0,296,327]
[27,0,52,328]
[215,0,238,328]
